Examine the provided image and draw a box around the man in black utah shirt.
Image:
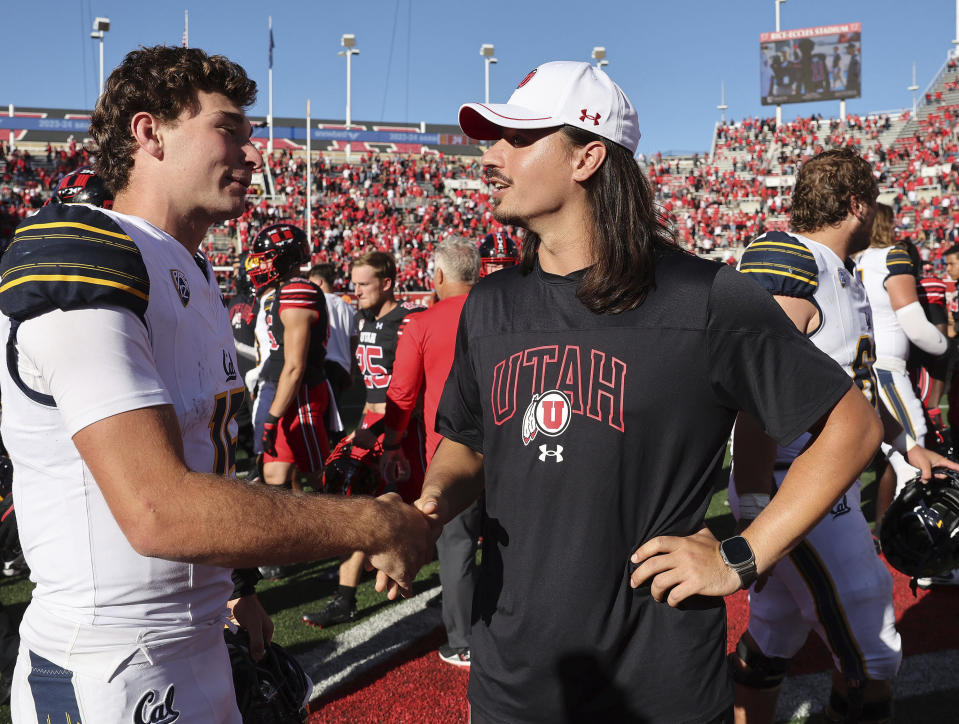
[382,61,884,723]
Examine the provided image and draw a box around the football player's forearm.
[73,404,392,566]
[268,363,304,418]
[740,385,881,575]
[136,473,407,566]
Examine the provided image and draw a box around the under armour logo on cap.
[580,109,601,125]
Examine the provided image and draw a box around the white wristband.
[887,429,916,457]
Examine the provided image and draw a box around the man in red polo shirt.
[380,236,491,667]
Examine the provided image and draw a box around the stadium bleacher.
[5,53,959,289]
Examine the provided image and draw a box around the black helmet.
[246,224,310,289]
[224,628,312,723]
[52,168,113,208]
[478,232,518,277]
[233,252,255,298]
[880,467,959,579]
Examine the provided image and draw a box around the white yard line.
[301,585,442,701]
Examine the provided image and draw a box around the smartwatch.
[719,535,757,589]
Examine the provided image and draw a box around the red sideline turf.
[308,627,469,723]
[309,558,959,723]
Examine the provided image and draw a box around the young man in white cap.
[391,61,885,723]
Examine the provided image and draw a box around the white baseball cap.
[458,61,640,153]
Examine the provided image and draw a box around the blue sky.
[2,1,957,157]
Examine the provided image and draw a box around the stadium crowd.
[6,98,959,290]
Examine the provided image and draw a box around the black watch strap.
[720,535,758,589]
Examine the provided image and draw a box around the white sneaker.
[916,568,959,589]
[438,645,471,668]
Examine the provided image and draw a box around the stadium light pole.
[774,0,785,128]
[908,62,920,118]
[339,34,360,162]
[592,47,609,70]
[481,45,497,104]
[90,17,110,98]
[954,0,959,57]
[717,81,728,124]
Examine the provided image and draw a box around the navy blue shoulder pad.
[0,204,150,322]
[885,246,915,277]
[738,231,818,299]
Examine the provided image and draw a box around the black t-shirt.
[355,301,424,404]
[437,250,852,723]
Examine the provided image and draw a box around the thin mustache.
[483,170,511,186]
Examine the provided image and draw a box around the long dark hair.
[518,125,677,314]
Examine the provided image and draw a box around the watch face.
[722,536,753,565]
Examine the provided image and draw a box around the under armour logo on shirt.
[539,444,564,462]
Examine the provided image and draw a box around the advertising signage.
[760,22,861,106]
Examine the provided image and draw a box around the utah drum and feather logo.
[521,389,572,446]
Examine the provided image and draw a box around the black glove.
[262,414,279,458]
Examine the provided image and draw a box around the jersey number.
[356,344,390,389]
[851,335,878,407]
[209,387,246,475]
[265,312,279,352]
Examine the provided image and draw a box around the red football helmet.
[322,438,384,496]
[246,223,310,290]
[479,232,519,277]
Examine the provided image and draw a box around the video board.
[760,22,861,106]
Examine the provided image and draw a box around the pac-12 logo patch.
[521,389,571,446]
[170,269,190,307]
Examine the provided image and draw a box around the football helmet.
[224,628,312,724]
[52,168,114,208]
[246,224,310,290]
[880,467,959,579]
[479,231,519,277]
[233,252,255,298]
[322,438,384,496]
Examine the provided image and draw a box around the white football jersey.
[249,287,276,389]
[739,230,877,460]
[856,245,915,363]
[801,236,876,402]
[0,204,243,677]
